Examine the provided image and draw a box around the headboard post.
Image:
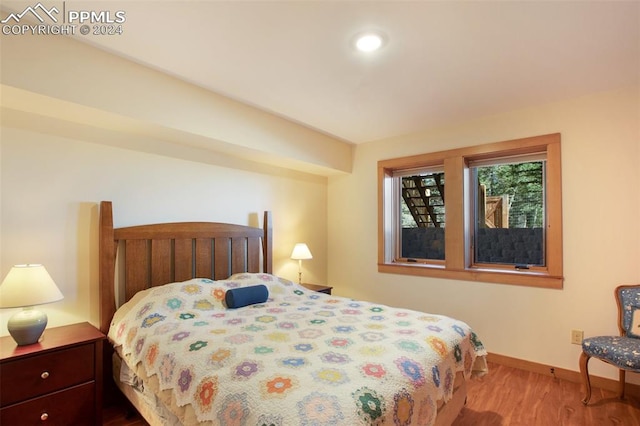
[99,201,116,334]
[264,211,273,274]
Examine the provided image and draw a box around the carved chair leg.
[618,369,626,399]
[579,351,592,405]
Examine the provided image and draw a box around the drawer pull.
[40,413,49,421]
[40,371,50,379]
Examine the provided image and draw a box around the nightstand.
[301,283,333,295]
[0,322,106,425]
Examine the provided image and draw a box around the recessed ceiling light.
[354,31,386,52]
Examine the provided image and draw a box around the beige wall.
[0,130,328,336]
[328,86,640,383]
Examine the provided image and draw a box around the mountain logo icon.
[1,2,60,24]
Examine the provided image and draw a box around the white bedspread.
[109,274,487,425]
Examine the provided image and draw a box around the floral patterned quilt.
[109,274,487,425]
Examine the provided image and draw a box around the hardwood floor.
[453,362,640,426]
[103,362,640,425]
[102,393,148,426]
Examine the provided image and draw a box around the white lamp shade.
[0,264,64,308]
[291,243,313,260]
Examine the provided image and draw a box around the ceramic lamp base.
[7,307,47,346]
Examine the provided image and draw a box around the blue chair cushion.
[582,336,640,371]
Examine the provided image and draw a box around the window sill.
[378,262,563,289]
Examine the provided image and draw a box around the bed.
[99,201,487,425]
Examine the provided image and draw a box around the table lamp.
[0,264,64,345]
[290,243,313,285]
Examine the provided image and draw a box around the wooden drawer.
[0,344,94,406]
[0,382,95,426]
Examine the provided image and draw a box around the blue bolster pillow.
[225,285,269,308]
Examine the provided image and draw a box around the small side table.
[301,283,333,295]
[0,322,106,425]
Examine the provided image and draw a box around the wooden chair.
[579,284,640,404]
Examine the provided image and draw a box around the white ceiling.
[73,1,639,144]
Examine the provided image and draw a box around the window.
[378,133,563,288]
[397,167,445,262]
[471,154,546,267]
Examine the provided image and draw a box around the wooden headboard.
[98,201,272,334]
